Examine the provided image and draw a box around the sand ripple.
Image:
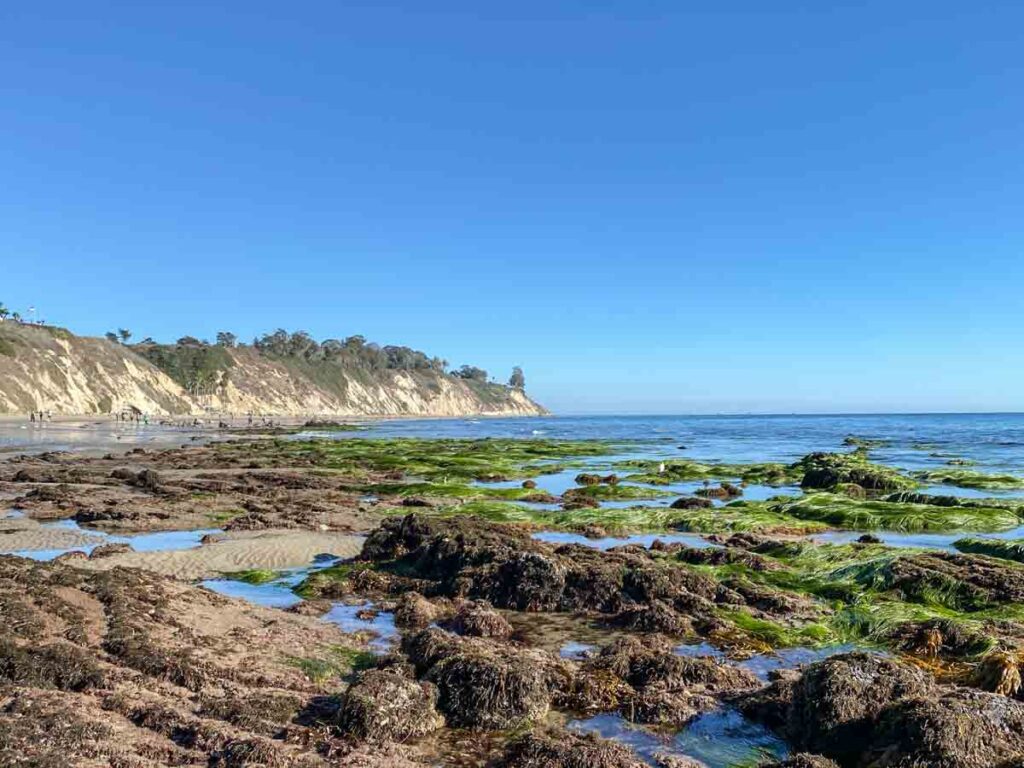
[79,529,366,580]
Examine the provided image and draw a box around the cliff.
[0,323,547,417]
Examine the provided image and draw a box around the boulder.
[335,668,443,742]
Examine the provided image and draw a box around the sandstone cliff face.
[0,324,547,417]
[0,325,193,414]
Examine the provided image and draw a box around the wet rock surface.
[7,436,1024,766]
[738,651,1024,767]
[0,554,399,766]
[571,635,762,727]
[355,514,814,636]
[336,668,444,742]
[493,729,649,768]
[403,627,569,729]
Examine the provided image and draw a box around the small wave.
[532,429,547,435]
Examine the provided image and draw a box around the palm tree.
[11,312,21,323]
[0,304,8,321]
[118,328,132,344]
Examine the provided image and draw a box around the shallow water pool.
[569,708,787,767]
[812,524,1024,551]
[322,601,399,653]
[5,518,220,561]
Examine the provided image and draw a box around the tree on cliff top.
[454,365,488,382]
[509,366,525,389]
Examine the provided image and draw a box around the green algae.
[912,468,1024,491]
[431,498,826,536]
[842,436,891,449]
[953,538,1024,563]
[664,500,828,535]
[718,609,835,648]
[619,459,798,487]
[354,481,550,502]
[209,509,245,523]
[687,540,1024,655]
[768,493,1022,532]
[564,484,674,501]
[222,569,285,585]
[231,437,622,484]
[795,451,917,492]
[293,562,376,598]
[284,645,375,682]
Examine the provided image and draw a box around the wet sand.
[0,514,106,551]
[79,528,365,579]
[1,513,364,579]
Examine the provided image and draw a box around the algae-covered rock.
[403,628,563,730]
[954,537,1024,564]
[88,542,133,559]
[393,592,443,629]
[573,635,760,727]
[738,652,932,765]
[874,552,1024,611]
[763,756,839,768]
[971,651,1022,697]
[440,600,513,638]
[0,638,105,691]
[335,668,444,742]
[794,452,916,492]
[359,515,734,623]
[670,496,714,510]
[495,729,648,768]
[863,688,1024,767]
[694,482,743,499]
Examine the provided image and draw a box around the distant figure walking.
[29,412,35,423]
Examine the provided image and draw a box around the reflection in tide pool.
[202,577,302,609]
[559,641,598,659]
[569,708,786,768]
[533,531,718,551]
[673,641,871,680]
[323,601,399,653]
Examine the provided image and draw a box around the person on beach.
[30,412,35,423]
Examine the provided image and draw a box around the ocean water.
[362,413,1024,475]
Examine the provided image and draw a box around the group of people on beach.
[114,411,149,425]
[28,410,51,423]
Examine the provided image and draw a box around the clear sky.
[1,2,1022,414]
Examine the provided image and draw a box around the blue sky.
[2,2,1022,414]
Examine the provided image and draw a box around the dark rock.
[440,601,513,638]
[401,497,433,508]
[495,729,647,768]
[88,543,133,559]
[335,668,444,742]
[865,688,1024,768]
[694,482,742,499]
[796,452,914,492]
[670,496,713,510]
[403,629,560,730]
[763,756,840,768]
[738,652,933,765]
[393,592,443,629]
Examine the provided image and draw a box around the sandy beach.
[80,528,365,579]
